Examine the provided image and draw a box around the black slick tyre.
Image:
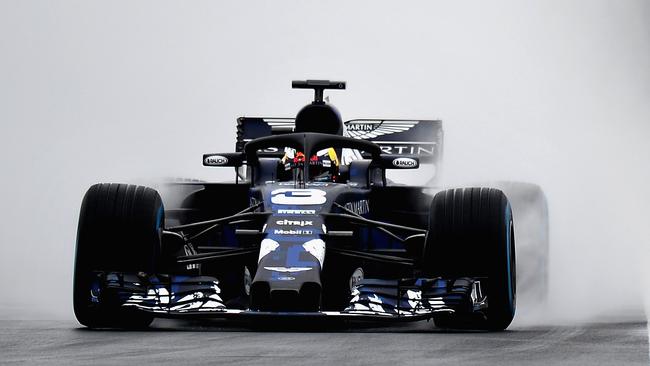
[423,187,516,331]
[73,183,164,329]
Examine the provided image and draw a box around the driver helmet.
[282,148,339,182]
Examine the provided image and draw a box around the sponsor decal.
[276,219,313,227]
[344,200,370,215]
[347,123,375,132]
[264,266,312,273]
[273,229,313,235]
[392,157,418,168]
[377,144,435,156]
[204,155,229,166]
[277,209,316,215]
[278,182,329,187]
[345,120,417,138]
[344,120,438,158]
[271,189,326,205]
[276,276,296,281]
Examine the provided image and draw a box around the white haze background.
[0,1,648,323]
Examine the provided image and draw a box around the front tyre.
[423,188,516,331]
[73,183,164,329]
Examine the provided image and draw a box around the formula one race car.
[73,80,517,331]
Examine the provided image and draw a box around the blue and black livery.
[73,80,517,330]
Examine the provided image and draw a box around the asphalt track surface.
[0,319,647,365]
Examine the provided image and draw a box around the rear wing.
[236,118,443,162]
[236,117,443,183]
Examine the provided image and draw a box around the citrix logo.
[276,219,313,226]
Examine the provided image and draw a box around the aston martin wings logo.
[263,266,312,273]
[344,120,418,140]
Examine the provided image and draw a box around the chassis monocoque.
[73,80,517,330]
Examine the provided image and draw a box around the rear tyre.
[423,188,516,331]
[73,183,164,329]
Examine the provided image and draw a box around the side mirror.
[378,154,419,169]
[203,153,245,167]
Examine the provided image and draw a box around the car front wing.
[93,273,487,322]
